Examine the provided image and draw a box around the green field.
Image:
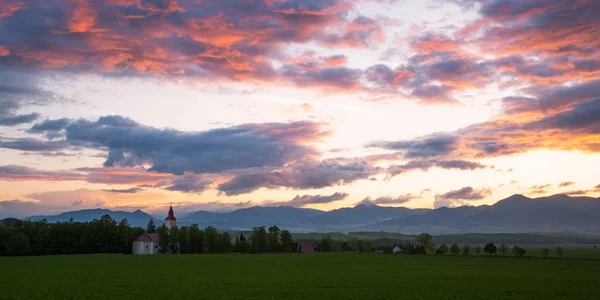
[524,248,600,259]
[2,253,599,300]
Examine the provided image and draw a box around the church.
[132,205,177,255]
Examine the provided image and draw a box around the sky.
[1,0,599,218]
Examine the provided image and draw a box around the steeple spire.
[165,204,177,229]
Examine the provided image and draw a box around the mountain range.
[18,194,600,234]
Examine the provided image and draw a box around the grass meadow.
[2,251,599,300]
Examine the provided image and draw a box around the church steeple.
[165,204,176,229]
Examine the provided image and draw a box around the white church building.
[132,205,177,255]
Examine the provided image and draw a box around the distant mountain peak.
[507,194,530,200]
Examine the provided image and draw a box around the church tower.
[165,205,177,230]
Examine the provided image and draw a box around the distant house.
[297,242,315,253]
[393,245,402,254]
[133,205,177,255]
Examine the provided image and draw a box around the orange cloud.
[0,0,24,18]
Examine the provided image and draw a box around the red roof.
[298,242,315,253]
[165,205,176,221]
[135,233,159,242]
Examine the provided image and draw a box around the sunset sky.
[1,0,599,218]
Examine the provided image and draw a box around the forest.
[1,215,413,256]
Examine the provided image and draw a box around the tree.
[188,224,205,254]
[474,245,481,255]
[499,244,507,256]
[169,226,180,254]
[364,240,375,253]
[450,244,460,255]
[267,226,281,252]
[157,225,169,254]
[219,232,232,253]
[146,219,157,233]
[357,240,365,253]
[556,246,564,259]
[177,226,190,254]
[249,226,267,253]
[462,244,471,256]
[234,233,247,253]
[117,219,130,254]
[436,244,449,255]
[318,235,333,252]
[0,222,16,255]
[204,226,219,253]
[280,230,293,252]
[518,247,526,257]
[6,233,30,256]
[512,246,520,257]
[542,248,549,258]
[416,233,433,250]
[484,243,497,256]
[344,236,359,252]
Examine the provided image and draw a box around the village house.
[132,205,177,255]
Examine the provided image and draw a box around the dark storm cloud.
[163,174,213,193]
[0,0,376,91]
[434,186,492,208]
[28,118,72,137]
[435,160,487,170]
[367,134,459,158]
[527,97,600,133]
[0,68,58,126]
[0,112,40,126]
[0,138,69,151]
[282,66,363,91]
[20,151,76,157]
[451,0,600,57]
[102,187,144,194]
[502,80,600,115]
[0,165,85,181]
[50,115,328,175]
[218,158,380,195]
[267,192,349,207]
[357,194,416,206]
[436,186,491,200]
[320,16,384,48]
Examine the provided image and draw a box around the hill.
[26,209,155,228]
[179,206,325,230]
[20,194,600,234]
[371,194,600,234]
[297,204,429,229]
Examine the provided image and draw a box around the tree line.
[0,219,569,258]
[151,221,297,254]
[0,216,319,256]
[0,215,143,256]
[415,233,566,258]
[0,216,420,256]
